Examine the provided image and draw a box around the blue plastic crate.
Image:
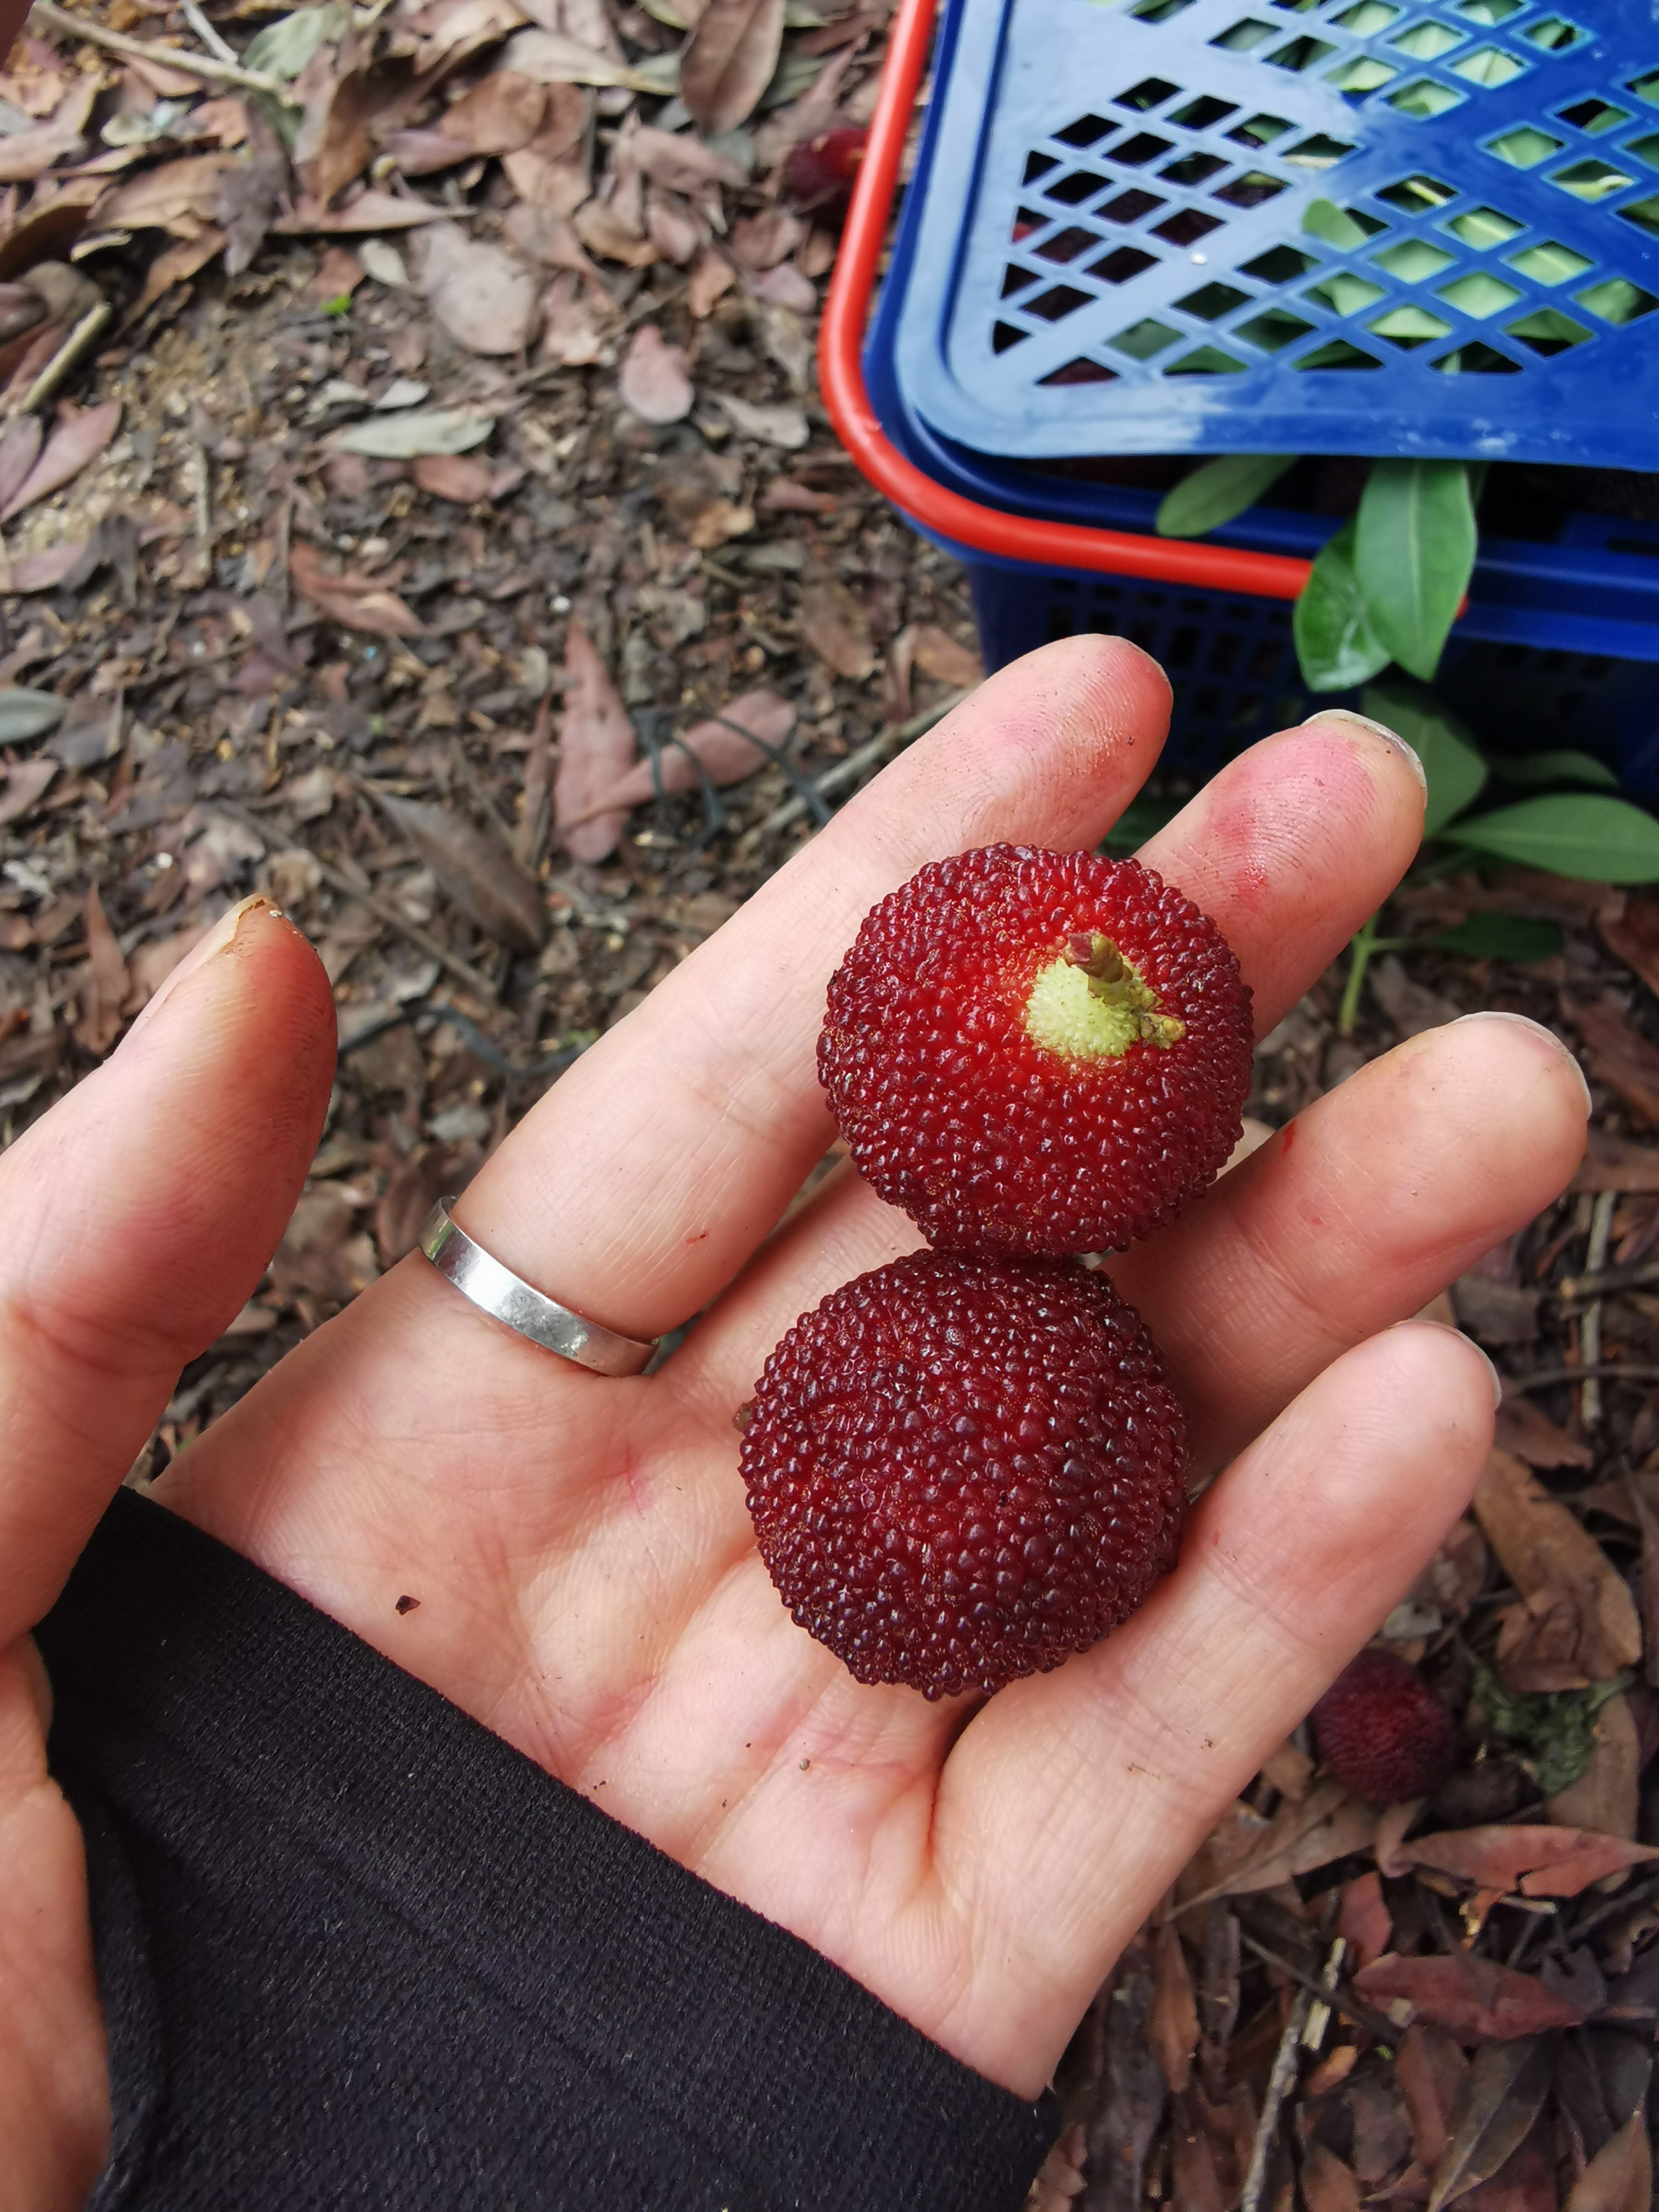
[842,0,1659,789]
[888,0,1659,465]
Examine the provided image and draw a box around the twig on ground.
[742,686,973,845]
[179,0,237,64]
[1580,1188,1616,1427]
[28,0,301,103]
[1238,1977,1313,2212]
[14,302,113,417]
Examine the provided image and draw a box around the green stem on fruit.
[1337,911,1380,1038]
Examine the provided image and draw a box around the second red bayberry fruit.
[818,845,1253,1254]
[1311,1648,1456,1804]
[740,1249,1189,1697]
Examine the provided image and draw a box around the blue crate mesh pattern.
[967,561,1659,785]
[893,0,1659,461]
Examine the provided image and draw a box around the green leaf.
[1155,453,1299,539]
[1361,677,1487,836]
[1442,795,1659,884]
[1353,459,1477,681]
[1488,748,1620,790]
[1293,521,1392,691]
[1103,791,1183,853]
[243,3,349,78]
[0,687,66,744]
[1469,1656,1632,1797]
[1430,914,1564,962]
[1302,197,1369,249]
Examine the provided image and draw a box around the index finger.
[457,637,1171,1343]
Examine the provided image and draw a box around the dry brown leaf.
[273,190,446,235]
[687,242,737,317]
[568,690,794,823]
[377,795,546,951]
[713,389,809,448]
[799,575,875,679]
[500,83,590,211]
[1023,2122,1086,2211]
[1149,1919,1198,2094]
[502,25,655,86]
[409,0,531,62]
[0,413,41,512]
[1427,2039,1555,2212]
[1353,1953,1593,2040]
[441,68,549,153]
[573,195,659,267]
[1179,1780,1376,1907]
[127,229,225,321]
[1566,2108,1652,2212]
[1627,1475,1659,1692]
[1473,1450,1643,1691]
[1545,1691,1642,1839]
[761,476,836,515]
[99,151,238,235]
[420,222,540,353]
[502,202,610,298]
[1572,1126,1659,1194]
[680,0,785,136]
[1397,1821,1658,1897]
[909,622,985,687]
[1562,993,1659,1125]
[72,884,130,1058]
[412,453,495,502]
[618,321,693,424]
[0,539,93,593]
[288,542,426,638]
[0,78,94,185]
[540,270,606,363]
[0,756,56,828]
[1494,1388,1593,1471]
[645,186,705,266]
[1301,2143,1364,2212]
[1397,2023,1467,2172]
[0,398,120,524]
[623,123,747,193]
[749,260,817,312]
[554,619,636,863]
[730,204,805,270]
[1596,893,1659,1002]
[1336,1870,1392,1970]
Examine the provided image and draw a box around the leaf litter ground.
[0,3,1654,2206]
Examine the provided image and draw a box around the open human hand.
[1,638,1590,2206]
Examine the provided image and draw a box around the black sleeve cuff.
[37,1489,1058,2212]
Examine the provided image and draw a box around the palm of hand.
[0,642,1587,2208]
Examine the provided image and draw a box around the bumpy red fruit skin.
[817,845,1253,1255]
[784,125,868,216]
[1311,1649,1456,1804]
[740,1249,1189,1698]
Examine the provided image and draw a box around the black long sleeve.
[36,1490,1058,2211]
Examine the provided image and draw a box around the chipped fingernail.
[1452,1009,1592,1115]
[1300,706,1427,801]
[122,893,276,1046]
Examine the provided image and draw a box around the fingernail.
[122,893,278,1047]
[1300,706,1427,801]
[1452,1009,1592,1115]
[1394,1316,1503,1408]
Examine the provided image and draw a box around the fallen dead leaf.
[688,242,736,316]
[502,25,658,88]
[713,389,808,448]
[1301,2143,1364,2212]
[1023,2123,1087,2212]
[798,574,875,680]
[1427,2037,1555,2212]
[442,68,550,154]
[1179,1780,1377,1907]
[0,77,94,184]
[0,415,41,512]
[1545,1691,1642,1840]
[1353,1953,1593,2041]
[289,542,426,639]
[908,621,985,688]
[0,398,120,524]
[1149,1918,1198,2095]
[411,453,495,502]
[1494,1388,1594,1470]
[129,229,227,321]
[1473,1450,1643,1691]
[1396,2022,1467,2172]
[1396,1822,1658,1898]
[1572,1126,1659,1194]
[1336,1870,1392,1970]
[1562,993,1659,1125]
[554,618,636,863]
[623,123,746,193]
[502,203,610,299]
[273,190,447,235]
[0,756,56,828]
[99,150,238,236]
[1566,2106,1652,2212]
[618,321,693,424]
[420,222,540,354]
[71,883,130,1057]
[573,195,660,267]
[680,0,784,134]
[540,271,606,364]
[1597,893,1659,1003]
[377,795,547,952]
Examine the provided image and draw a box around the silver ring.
[417,1199,658,1377]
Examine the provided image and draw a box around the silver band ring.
[418,1199,658,1378]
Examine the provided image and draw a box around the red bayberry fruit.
[784,125,868,218]
[740,1249,1189,1698]
[817,845,1253,1255]
[1311,1649,1456,1804]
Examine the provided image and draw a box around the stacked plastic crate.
[823,0,1659,786]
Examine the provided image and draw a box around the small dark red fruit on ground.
[1311,1648,1456,1804]
[740,1249,1189,1698]
[818,845,1253,1254]
[784,125,868,218]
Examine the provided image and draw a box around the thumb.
[0,895,335,1642]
